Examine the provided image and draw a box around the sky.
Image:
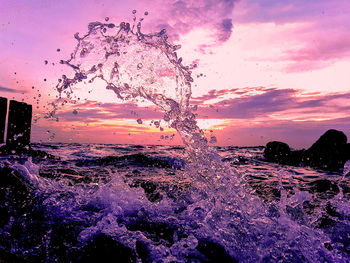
[0,0,349,148]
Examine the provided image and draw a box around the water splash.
[56,17,211,161]
[49,15,349,262]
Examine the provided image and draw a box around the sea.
[1,16,350,262]
[0,143,349,262]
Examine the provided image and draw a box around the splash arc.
[53,16,347,262]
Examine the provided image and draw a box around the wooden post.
[6,100,32,151]
[0,97,7,143]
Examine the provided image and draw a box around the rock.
[303,129,349,170]
[289,149,305,165]
[263,143,304,166]
[6,100,32,150]
[264,129,350,171]
[264,141,291,164]
[0,97,7,143]
[344,143,350,163]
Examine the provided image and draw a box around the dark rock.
[264,141,291,164]
[344,143,350,162]
[6,100,32,150]
[0,97,7,143]
[77,234,136,263]
[289,149,305,165]
[264,129,350,171]
[303,129,349,171]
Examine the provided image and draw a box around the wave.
[74,153,185,169]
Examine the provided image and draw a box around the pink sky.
[0,0,349,148]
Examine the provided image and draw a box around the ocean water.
[0,143,349,262]
[1,15,350,262]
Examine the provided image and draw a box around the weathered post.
[0,97,7,143]
[6,100,32,151]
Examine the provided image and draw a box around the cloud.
[234,0,350,25]
[56,100,163,122]
[193,87,350,120]
[145,0,238,44]
[281,31,350,72]
[0,85,27,94]
[233,0,350,71]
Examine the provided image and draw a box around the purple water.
[1,14,350,262]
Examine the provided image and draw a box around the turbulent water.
[1,15,350,262]
[1,144,349,262]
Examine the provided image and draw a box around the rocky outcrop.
[264,129,350,171]
[264,141,291,165]
[264,141,304,165]
[302,129,350,171]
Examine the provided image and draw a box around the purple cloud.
[0,85,27,94]
[233,0,350,71]
[56,101,163,122]
[192,87,350,119]
[147,0,238,43]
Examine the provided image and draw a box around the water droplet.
[105,17,109,22]
[132,10,136,14]
[209,135,217,144]
[137,63,143,70]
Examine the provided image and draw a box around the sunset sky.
[1,0,349,148]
